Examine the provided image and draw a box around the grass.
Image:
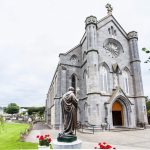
[0,122,37,150]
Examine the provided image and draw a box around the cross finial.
[105,3,113,15]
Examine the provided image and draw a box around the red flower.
[36,134,52,146]
[48,138,52,143]
[100,144,105,149]
[39,135,44,141]
[94,141,115,149]
[106,144,112,149]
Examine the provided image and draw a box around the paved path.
[32,122,50,130]
[25,122,150,149]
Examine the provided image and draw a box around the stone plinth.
[38,145,50,150]
[57,134,77,143]
[52,139,82,149]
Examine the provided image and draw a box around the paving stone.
[25,122,150,149]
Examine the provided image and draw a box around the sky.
[0,0,150,107]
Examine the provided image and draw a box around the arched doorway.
[112,101,124,126]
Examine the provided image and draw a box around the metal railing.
[77,121,111,133]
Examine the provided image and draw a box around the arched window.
[122,71,129,94]
[83,51,86,61]
[83,70,87,95]
[71,74,76,94]
[100,66,108,92]
[111,26,114,35]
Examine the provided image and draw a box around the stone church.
[45,4,148,129]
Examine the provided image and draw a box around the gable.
[80,15,128,46]
[59,44,82,67]
[107,86,133,105]
[97,17,131,71]
[97,15,127,39]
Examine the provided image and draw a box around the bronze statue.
[61,87,78,135]
[57,87,78,142]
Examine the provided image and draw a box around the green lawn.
[0,122,37,150]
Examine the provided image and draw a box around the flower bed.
[36,134,52,147]
[95,142,116,149]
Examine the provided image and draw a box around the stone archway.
[112,101,124,126]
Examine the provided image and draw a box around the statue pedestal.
[52,139,82,149]
[57,134,77,142]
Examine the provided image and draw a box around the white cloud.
[0,0,150,107]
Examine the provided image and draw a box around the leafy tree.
[38,107,45,119]
[3,107,7,113]
[142,48,150,63]
[146,101,150,111]
[28,107,45,116]
[147,110,150,117]
[146,100,150,124]
[5,103,19,114]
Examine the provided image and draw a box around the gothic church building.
[45,5,148,129]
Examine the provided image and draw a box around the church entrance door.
[112,101,124,126]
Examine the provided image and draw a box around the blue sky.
[0,0,150,107]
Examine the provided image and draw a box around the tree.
[38,107,45,119]
[142,48,150,63]
[146,101,150,111]
[5,103,19,114]
[147,110,150,117]
[27,107,45,120]
[146,100,150,124]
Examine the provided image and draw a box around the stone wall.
[46,14,147,128]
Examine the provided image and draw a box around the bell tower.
[128,31,148,124]
[85,16,101,125]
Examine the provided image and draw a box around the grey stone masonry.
[45,11,148,129]
[128,31,147,124]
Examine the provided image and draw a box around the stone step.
[110,127,144,132]
[146,125,150,129]
[77,126,145,133]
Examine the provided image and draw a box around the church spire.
[105,3,113,15]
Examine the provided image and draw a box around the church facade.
[45,5,148,129]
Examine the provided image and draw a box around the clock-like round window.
[103,38,123,58]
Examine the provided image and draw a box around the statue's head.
[68,87,75,92]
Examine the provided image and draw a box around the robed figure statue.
[61,87,78,135]
[57,87,78,142]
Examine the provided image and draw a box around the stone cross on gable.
[105,3,113,15]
